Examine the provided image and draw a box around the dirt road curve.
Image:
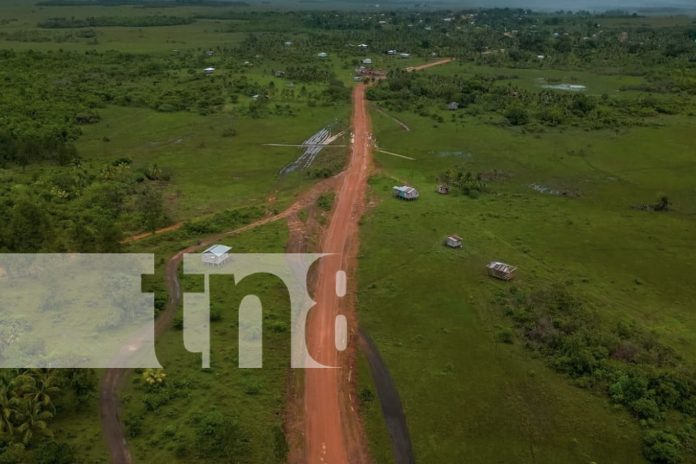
[100,176,338,464]
[304,84,372,464]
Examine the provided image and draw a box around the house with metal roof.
[393,185,419,200]
[487,261,517,281]
[202,244,232,266]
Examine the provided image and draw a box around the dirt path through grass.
[100,176,339,464]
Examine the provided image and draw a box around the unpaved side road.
[405,58,455,72]
[100,176,339,464]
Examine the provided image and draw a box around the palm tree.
[0,370,59,446]
[0,382,16,440]
[13,399,53,446]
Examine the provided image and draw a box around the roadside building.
[202,244,232,266]
[445,235,463,248]
[393,185,419,200]
[487,261,517,281]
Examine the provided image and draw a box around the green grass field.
[116,220,293,463]
[357,97,696,462]
[77,105,349,223]
[421,60,649,96]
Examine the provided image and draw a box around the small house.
[445,235,463,248]
[202,244,231,266]
[284,41,293,46]
[362,58,373,65]
[399,52,411,59]
[447,102,459,111]
[358,43,369,49]
[203,67,216,75]
[487,261,517,281]
[387,49,397,55]
[437,184,449,194]
[317,52,328,59]
[393,185,419,201]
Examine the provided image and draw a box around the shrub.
[643,430,682,464]
[192,412,250,461]
[496,328,514,344]
[504,106,529,125]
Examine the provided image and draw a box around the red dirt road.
[405,57,455,72]
[304,84,372,463]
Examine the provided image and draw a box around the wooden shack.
[393,185,419,200]
[437,184,449,194]
[487,261,517,281]
[445,235,463,248]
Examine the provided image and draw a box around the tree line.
[38,15,195,29]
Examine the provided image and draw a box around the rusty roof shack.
[445,235,463,248]
[487,261,517,281]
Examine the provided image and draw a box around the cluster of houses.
[392,183,517,281]
[386,50,411,59]
[355,66,386,81]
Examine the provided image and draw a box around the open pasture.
[357,104,696,463]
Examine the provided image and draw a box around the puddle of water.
[540,83,587,92]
